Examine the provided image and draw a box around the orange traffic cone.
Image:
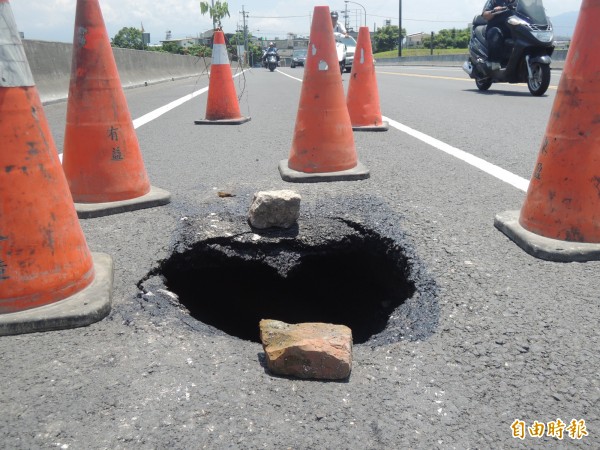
[495,0,600,261]
[346,27,388,132]
[279,6,369,182]
[0,0,112,335]
[62,0,170,219]
[194,30,250,125]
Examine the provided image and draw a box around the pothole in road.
[140,219,438,345]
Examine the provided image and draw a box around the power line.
[403,18,469,23]
[249,12,468,24]
[369,13,467,23]
[249,15,310,19]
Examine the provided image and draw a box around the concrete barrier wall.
[23,41,73,104]
[23,40,210,104]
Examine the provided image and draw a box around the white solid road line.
[131,87,208,129]
[275,69,303,82]
[382,116,530,192]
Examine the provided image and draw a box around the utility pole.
[430,31,434,55]
[211,0,216,30]
[241,5,249,65]
[344,3,350,31]
[398,0,402,57]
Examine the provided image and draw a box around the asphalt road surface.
[1,65,598,449]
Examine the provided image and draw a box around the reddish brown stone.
[259,319,353,380]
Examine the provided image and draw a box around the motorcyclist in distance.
[262,41,280,66]
[482,0,516,70]
[331,11,349,39]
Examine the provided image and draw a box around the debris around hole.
[248,190,301,229]
[259,319,352,380]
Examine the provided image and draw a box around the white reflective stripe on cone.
[0,2,35,87]
[212,43,229,65]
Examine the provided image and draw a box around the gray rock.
[248,190,301,229]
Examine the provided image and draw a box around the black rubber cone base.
[495,210,600,262]
[279,159,370,183]
[352,121,389,132]
[0,253,114,336]
[194,116,251,125]
[75,185,171,219]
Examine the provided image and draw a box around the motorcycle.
[264,50,279,72]
[463,0,555,96]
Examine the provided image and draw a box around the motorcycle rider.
[331,11,348,38]
[331,10,349,73]
[482,0,516,70]
[262,41,280,65]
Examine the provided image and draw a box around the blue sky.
[13,0,581,44]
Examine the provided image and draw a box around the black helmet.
[331,11,338,19]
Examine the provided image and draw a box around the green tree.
[227,31,262,65]
[161,41,181,54]
[200,1,230,30]
[227,31,244,48]
[111,27,144,49]
[422,27,471,50]
[454,28,471,48]
[455,33,469,48]
[183,44,213,57]
[374,25,406,53]
[247,42,263,66]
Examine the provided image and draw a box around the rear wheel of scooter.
[528,63,550,96]
[475,77,492,91]
[339,59,345,74]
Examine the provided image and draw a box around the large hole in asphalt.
[152,221,423,345]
